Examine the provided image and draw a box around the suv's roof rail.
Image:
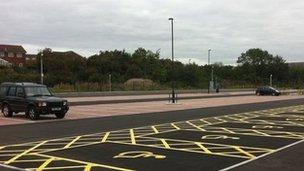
[1,82,15,85]
[20,82,39,85]
[1,82,42,86]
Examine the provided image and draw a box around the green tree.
[237,48,288,85]
[37,48,87,86]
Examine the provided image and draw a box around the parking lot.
[0,99,304,170]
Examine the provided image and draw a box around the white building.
[0,58,12,67]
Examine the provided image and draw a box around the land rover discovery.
[0,82,69,120]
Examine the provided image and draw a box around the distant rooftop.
[288,62,304,68]
[52,51,82,56]
[0,44,26,53]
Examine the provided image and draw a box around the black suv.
[255,86,281,96]
[0,82,69,120]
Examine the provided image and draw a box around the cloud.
[1,0,304,65]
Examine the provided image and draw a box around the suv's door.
[260,87,266,95]
[0,86,8,106]
[15,86,27,112]
[7,86,17,110]
[265,87,271,95]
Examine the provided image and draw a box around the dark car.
[255,86,281,96]
[0,82,69,120]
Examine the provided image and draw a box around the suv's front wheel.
[27,106,39,120]
[2,104,13,117]
[55,111,66,119]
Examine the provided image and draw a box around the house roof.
[52,51,81,55]
[52,51,83,58]
[0,44,26,53]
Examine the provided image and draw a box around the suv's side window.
[0,86,8,97]
[8,86,16,96]
[16,87,24,97]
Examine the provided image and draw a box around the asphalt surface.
[232,139,304,171]
[0,98,304,170]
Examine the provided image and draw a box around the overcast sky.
[1,0,304,65]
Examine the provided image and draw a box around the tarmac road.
[0,98,304,170]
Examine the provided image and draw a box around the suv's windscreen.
[268,87,277,91]
[25,86,52,97]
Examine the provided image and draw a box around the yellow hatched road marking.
[199,119,212,125]
[37,157,56,171]
[130,129,136,144]
[135,129,177,138]
[160,139,170,148]
[221,128,235,134]
[252,130,270,136]
[11,159,49,163]
[0,146,5,150]
[64,136,81,149]
[32,165,85,170]
[245,150,275,153]
[196,127,304,139]
[109,140,249,159]
[214,117,226,122]
[287,132,304,138]
[0,150,26,153]
[3,105,303,150]
[233,146,256,159]
[5,141,47,164]
[101,132,110,142]
[27,142,102,157]
[84,163,93,171]
[186,121,206,131]
[0,154,16,157]
[195,142,212,154]
[144,136,273,152]
[34,153,134,171]
[171,123,180,130]
[151,126,159,133]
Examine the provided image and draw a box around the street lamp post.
[109,73,112,92]
[270,74,273,87]
[169,17,176,103]
[40,53,44,84]
[208,49,211,66]
[207,49,212,94]
[211,66,214,82]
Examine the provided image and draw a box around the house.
[0,44,27,67]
